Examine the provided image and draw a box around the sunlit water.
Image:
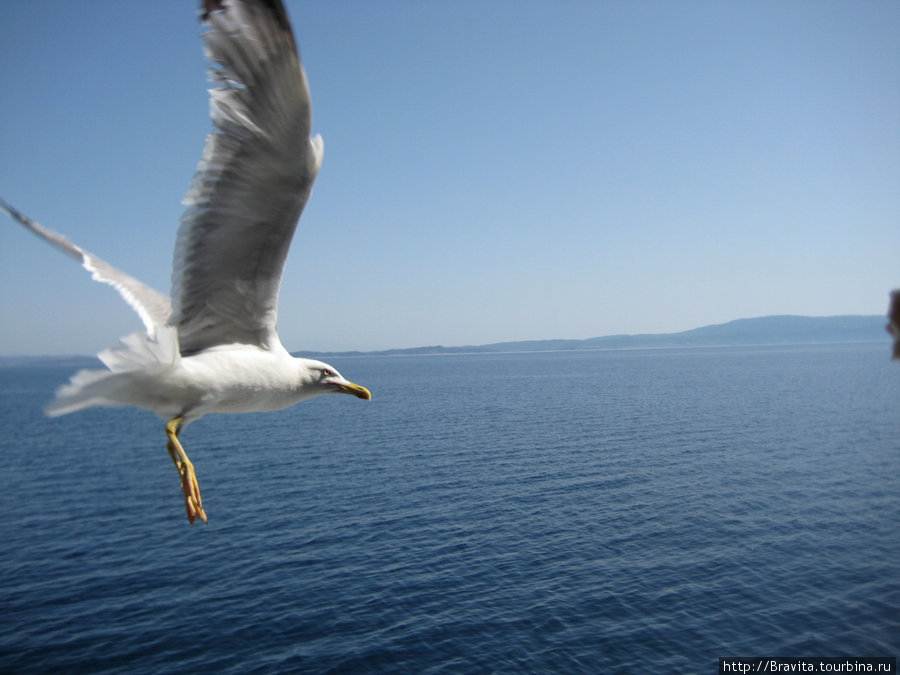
[1,343,897,672]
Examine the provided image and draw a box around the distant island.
[0,315,888,365]
[303,314,888,358]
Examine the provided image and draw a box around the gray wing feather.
[171,0,323,355]
[0,198,172,339]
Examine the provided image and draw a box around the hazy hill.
[306,314,887,357]
[0,315,887,363]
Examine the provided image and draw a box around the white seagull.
[1,0,371,524]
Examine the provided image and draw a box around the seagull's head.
[301,359,372,400]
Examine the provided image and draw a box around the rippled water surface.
[1,343,897,672]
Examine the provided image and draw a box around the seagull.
[1,0,371,524]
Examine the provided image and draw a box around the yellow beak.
[336,381,372,400]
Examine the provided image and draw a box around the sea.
[0,342,897,673]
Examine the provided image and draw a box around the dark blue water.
[0,343,897,672]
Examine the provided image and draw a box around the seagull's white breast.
[168,346,307,418]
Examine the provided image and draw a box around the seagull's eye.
[322,368,336,378]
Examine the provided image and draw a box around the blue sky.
[1,1,898,355]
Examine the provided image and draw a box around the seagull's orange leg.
[165,417,207,525]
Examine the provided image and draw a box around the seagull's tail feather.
[46,327,180,417]
[45,369,132,417]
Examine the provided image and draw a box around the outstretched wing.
[171,0,323,356]
[0,198,172,339]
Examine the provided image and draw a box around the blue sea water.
[0,343,897,672]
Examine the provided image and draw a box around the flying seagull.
[1,0,371,524]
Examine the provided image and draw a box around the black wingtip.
[201,0,223,21]
[0,198,24,223]
[201,0,292,34]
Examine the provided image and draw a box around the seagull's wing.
[888,289,900,360]
[0,199,172,339]
[171,0,323,356]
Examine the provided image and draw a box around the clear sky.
[1,1,898,355]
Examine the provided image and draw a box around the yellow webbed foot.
[166,417,208,525]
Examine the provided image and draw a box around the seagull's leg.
[165,417,207,525]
